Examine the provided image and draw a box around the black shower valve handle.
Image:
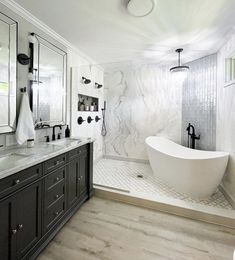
[77,116,85,125]
[87,116,94,124]
[95,116,101,122]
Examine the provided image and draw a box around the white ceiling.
[14,0,235,69]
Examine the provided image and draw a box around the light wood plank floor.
[38,197,235,260]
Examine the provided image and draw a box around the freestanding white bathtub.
[145,136,229,199]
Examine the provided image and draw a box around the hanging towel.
[16,92,35,145]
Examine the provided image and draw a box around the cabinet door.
[79,152,88,195]
[16,182,42,259]
[0,197,17,260]
[67,158,80,208]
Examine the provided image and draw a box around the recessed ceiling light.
[127,0,155,17]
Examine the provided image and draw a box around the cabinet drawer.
[45,198,65,231]
[0,164,42,199]
[45,182,65,208]
[68,145,87,160]
[44,154,66,173]
[45,166,66,191]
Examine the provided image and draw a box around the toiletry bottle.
[65,125,70,138]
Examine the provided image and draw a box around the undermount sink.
[0,153,32,171]
[48,138,82,146]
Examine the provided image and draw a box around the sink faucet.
[52,125,62,141]
[186,123,200,149]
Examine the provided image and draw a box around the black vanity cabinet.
[0,143,93,260]
[67,145,88,208]
[0,196,16,260]
[0,180,42,260]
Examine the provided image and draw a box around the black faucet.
[52,125,62,141]
[186,123,200,149]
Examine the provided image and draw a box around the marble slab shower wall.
[104,65,183,160]
[181,54,217,150]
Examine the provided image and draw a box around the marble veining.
[104,65,183,160]
[94,159,232,211]
[37,197,235,260]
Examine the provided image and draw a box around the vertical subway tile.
[182,54,217,150]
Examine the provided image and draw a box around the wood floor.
[37,197,235,260]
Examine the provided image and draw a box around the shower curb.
[94,186,235,229]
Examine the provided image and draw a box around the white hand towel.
[16,92,35,145]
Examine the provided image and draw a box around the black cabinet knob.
[77,116,85,125]
[13,179,20,185]
[17,224,23,230]
[87,116,94,124]
[11,228,17,235]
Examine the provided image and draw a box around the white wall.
[217,33,235,199]
[104,64,183,160]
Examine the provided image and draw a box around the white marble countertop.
[0,137,94,180]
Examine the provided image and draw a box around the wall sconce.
[82,77,91,84]
[17,53,30,65]
[95,82,103,89]
[28,33,37,44]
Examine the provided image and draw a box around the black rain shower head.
[82,77,91,84]
[95,82,103,88]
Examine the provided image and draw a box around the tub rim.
[145,136,229,160]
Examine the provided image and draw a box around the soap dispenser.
[65,125,70,138]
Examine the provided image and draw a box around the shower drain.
[137,174,144,178]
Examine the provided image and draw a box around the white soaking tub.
[145,136,229,199]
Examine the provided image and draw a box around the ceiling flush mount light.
[170,48,189,73]
[127,0,155,17]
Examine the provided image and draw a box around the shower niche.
[78,94,99,112]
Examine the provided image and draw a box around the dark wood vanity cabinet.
[0,143,93,260]
[67,145,89,208]
[0,181,42,260]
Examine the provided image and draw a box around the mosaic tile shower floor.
[94,158,232,210]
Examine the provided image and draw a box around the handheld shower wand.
[101,101,107,136]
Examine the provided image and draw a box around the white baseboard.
[103,155,149,164]
[219,184,235,209]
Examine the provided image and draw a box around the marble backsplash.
[104,64,183,160]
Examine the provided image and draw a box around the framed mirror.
[31,34,67,127]
[0,13,17,133]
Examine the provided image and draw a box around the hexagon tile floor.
[93,158,233,210]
